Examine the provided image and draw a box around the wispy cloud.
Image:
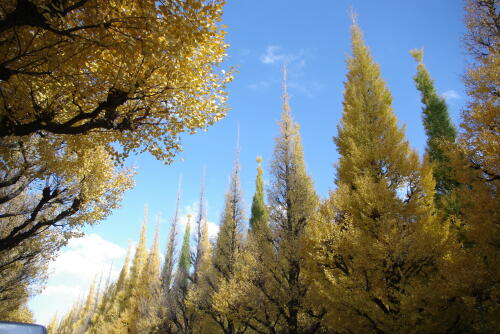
[442,89,460,101]
[259,45,306,65]
[255,45,322,97]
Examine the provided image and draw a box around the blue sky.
[30,0,467,324]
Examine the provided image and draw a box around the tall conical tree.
[213,132,245,280]
[461,0,499,181]
[162,179,181,292]
[195,217,211,283]
[193,172,208,284]
[57,298,81,334]
[120,206,149,332]
[247,156,272,292]
[166,215,193,334]
[188,178,216,333]
[129,206,149,294]
[72,277,98,333]
[410,48,457,201]
[46,313,58,334]
[88,262,118,333]
[136,216,162,333]
[117,244,131,293]
[304,21,458,333]
[249,156,269,237]
[177,215,192,289]
[210,132,246,334]
[265,66,320,333]
[112,242,131,308]
[90,243,132,333]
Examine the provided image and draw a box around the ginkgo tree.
[304,21,459,333]
[0,0,233,163]
[443,0,499,331]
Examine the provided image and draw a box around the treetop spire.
[282,64,291,114]
[410,48,424,63]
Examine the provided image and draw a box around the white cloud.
[442,89,460,100]
[259,45,305,65]
[206,221,220,239]
[50,233,126,281]
[30,234,126,325]
[260,45,284,64]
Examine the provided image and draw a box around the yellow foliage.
[0,0,233,163]
[1,305,34,323]
[439,2,500,330]
[303,22,460,333]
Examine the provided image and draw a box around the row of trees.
[51,1,498,331]
[0,0,232,320]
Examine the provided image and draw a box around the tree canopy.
[0,0,232,162]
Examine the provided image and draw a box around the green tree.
[249,156,269,238]
[410,48,457,201]
[178,216,192,290]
